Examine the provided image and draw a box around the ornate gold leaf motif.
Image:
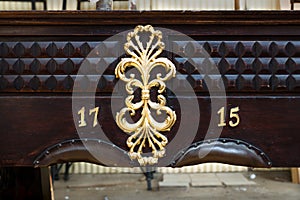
[115,25,177,166]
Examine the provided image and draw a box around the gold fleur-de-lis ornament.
[115,25,177,166]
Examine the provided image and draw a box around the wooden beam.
[0,167,52,199]
[235,0,240,10]
[291,168,300,184]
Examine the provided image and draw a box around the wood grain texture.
[0,96,299,167]
[0,167,51,199]
[0,11,300,168]
[291,168,300,183]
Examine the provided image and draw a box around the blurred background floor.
[54,171,300,200]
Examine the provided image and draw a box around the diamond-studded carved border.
[1,41,300,92]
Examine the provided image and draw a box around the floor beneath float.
[53,171,300,200]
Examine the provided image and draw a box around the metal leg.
[51,163,72,182]
[31,0,36,10]
[63,0,67,10]
[144,171,155,190]
[63,162,72,181]
[43,0,47,10]
[51,165,58,181]
[77,0,81,10]
[140,166,156,190]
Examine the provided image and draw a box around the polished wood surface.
[0,11,300,168]
[291,168,300,183]
[0,167,52,199]
[2,10,300,199]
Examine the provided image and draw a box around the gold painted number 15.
[217,106,240,128]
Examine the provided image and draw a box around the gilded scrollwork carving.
[115,25,177,166]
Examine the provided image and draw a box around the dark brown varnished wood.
[0,11,300,168]
[0,167,52,199]
[0,95,299,167]
[2,10,300,199]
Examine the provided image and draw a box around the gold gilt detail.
[115,25,177,166]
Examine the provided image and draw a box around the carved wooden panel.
[1,40,300,93]
[0,11,300,169]
[172,41,300,92]
[0,41,120,92]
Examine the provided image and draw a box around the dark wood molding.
[0,95,299,167]
[0,167,52,199]
[5,10,300,200]
[0,11,300,26]
[0,11,300,169]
